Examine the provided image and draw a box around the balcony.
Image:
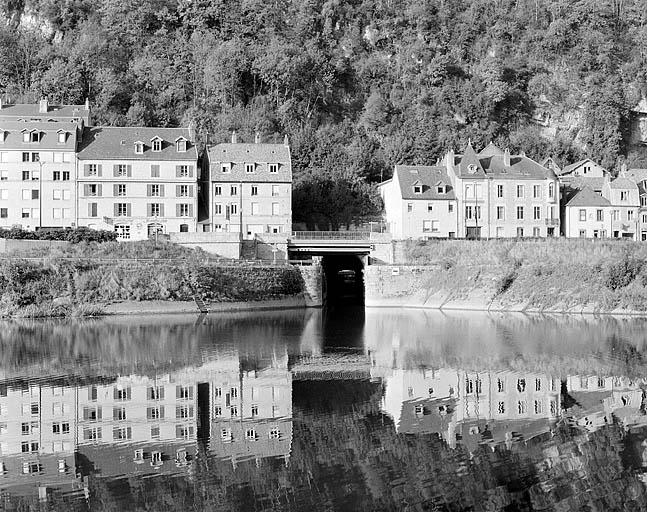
[545,218,560,226]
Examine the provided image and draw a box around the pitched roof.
[455,142,486,177]
[0,121,78,150]
[207,143,291,183]
[566,186,611,207]
[0,103,89,122]
[608,177,638,190]
[558,158,606,176]
[394,165,455,200]
[560,176,606,191]
[478,142,505,157]
[77,126,197,160]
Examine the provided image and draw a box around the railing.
[291,231,371,240]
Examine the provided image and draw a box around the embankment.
[0,257,322,317]
[366,239,647,314]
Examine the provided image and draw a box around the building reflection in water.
[3,310,647,505]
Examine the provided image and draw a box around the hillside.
[2,1,647,225]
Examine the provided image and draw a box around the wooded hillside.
[1,0,646,226]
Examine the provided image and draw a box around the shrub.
[604,256,643,290]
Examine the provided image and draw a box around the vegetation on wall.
[2,1,647,225]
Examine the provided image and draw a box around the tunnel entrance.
[321,254,365,307]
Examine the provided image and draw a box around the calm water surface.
[2,308,647,511]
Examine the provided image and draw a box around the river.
[1,308,647,511]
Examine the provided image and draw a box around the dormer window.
[221,163,231,173]
[175,137,187,152]
[269,163,278,173]
[467,164,478,174]
[621,191,628,201]
[245,163,255,174]
[437,185,445,194]
[151,137,162,152]
[413,185,422,194]
[57,131,66,144]
[23,130,38,143]
[134,141,144,154]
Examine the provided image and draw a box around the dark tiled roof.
[207,143,291,183]
[609,177,638,190]
[455,142,487,177]
[0,121,77,150]
[558,158,605,176]
[566,186,611,207]
[479,142,505,157]
[0,103,89,121]
[395,165,455,200]
[560,176,605,191]
[452,143,556,180]
[77,127,197,160]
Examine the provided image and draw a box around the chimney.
[621,162,628,176]
[84,98,89,110]
[283,134,289,147]
[39,98,48,113]
[445,148,454,174]
[503,148,511,167]
[231,130,237,144]
[0,98,3,110]
[255,131,261,144]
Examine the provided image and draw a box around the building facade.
[203,133,292,238]
[380,143,560,239]
[0,100,88,230]
[76,127,198,240]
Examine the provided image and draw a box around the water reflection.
[1,309,647,509]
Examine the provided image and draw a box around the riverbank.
[366,239,647,315]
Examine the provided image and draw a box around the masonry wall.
[170,232,240,259]
[0,238,70,254]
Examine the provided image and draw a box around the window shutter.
[189,186,193,197]
[159,406,165,419]
[127,165,132,177]
[83,164,89,177]
[146,408,152,419]
[126,203,131,217]
[147,204,152,217]
[113,408,120,420]
[175,386,181,399]
[88,203,93,217]
[114,203,119,217]
[113,184,119,196]
[83,408,90,420]
[84,184,89,196]
[151,165,159,177]
[188,165,194,178]
[97,184,102,197]
[159,204,164,217]
[176,204,181,217]
[189,204,194,217]
[147,184,151,197]
[113,165,118,177]
[176,185,181,197]
[176,165,181,178]
[159,387,165,399]
[159,185,164,197]
[98,164,102,177]
[113,388,119,400]
[97,407,102,420]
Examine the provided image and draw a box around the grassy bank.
[382,239,647,312]
[0,241,304,317]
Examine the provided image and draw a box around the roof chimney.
[231,130,237,144]
[255,131,261,144]
[621,162,628,176]
[445,148,455,174]
[84,98,89,110]
[283,134,289,147]
[503,148,511,167]
[39,98,48,113]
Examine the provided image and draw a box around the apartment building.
[379,143,559,239]
[0,99,87,230]
[76,126,198,240]
[203,133,292,237]
[620,167,647,241]
[378,165,457,238]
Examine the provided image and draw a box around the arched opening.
[179,224,189,232]
[321,255,365,306]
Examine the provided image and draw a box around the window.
[150,203,161,216]
[22,208,30,218]
[518,400,527,414]
[613,209,620,221]
[407,203,412,213]
[448,203,454,213]
[498,401,505,414]
[230,387,238,399]
[87,164,98,176]
[533,227,540,236]
[176,405,193,419]
[87,184,98,197]
[134,142,143,154]
[596,209,603,221]
[497,184,504,198]
[269,163,278,173]
[629,210,635,221]
[53,171,60,181]
[251,405,258,417]
[517,227,524,237]
[517,379,526,392]
[83,406,101,421]
[437,185,445,194]
[151,165,160,177]
[22,462,40,474]
[516,206,524,220]
[114,387,131,400]
[251,185,258,196]
[221,428,232,441]
[113,427,132,440]
[535,378,542,391]
[176,386,193,399]
[214,203,222,215]
[176,425,194,440]
[230,405,238,417]
[21,441,39,453]
[427,203,433,212]
[151,426,160,439]
[578,209,587,222]
[534,400,543,414]
[533,206,541,220]
[549,182,555,199]
[214,406,222,416]
[497,378,505,393]
[516,185,524,198]
[579,229,586,237]
[214,185,222,196]
[413,184,422,194]
[221,163,231,173]
[62,171,70,181]
[113,407,126,421]
[465,205,473,219]
[230,185,238,196]
[272,203,280,215]
[176,139,187,152]
[116,203,128,216]
[178,203,190,217]
[152,138,162,152]
[151,451,162,465]
[179,185,189,197]
[496,206,505,220]
[251,202,259,215]
[0,170,6,180]
[245,163,255,173]
[269,427,280,439]
[0,208,6,218]
[22,152,29,162]
[150,184,160,197]
[272,184,279,197]
[115,164,127,177]
[178,165,189,177]
[533,185,540,198]
[423,220,432,233]
[88,203,98,217]
[621,191,628,201]
[31,152,39,162]
[22,170,29,181]
[230,203,238,215]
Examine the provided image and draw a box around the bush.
[604,256,643,290]
[0,227,118,243]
